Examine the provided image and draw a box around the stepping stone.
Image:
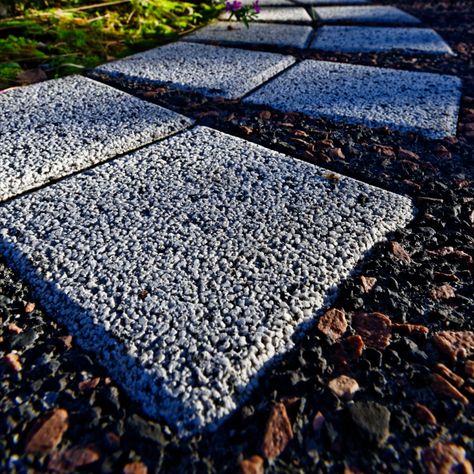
[244,60,461,138]
[0,75,192,202]
[223,6,313,23]
[310,26,454,55]
[295,0,369,4]
[184,22,312,49]
[0,126,414,434]
[314,6,421,24]
[93,42,295,99]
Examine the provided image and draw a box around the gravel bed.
[1,0,473,472]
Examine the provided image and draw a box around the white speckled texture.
[223,6,313,23]
[314,6,421,24]
[0,75,193,202]
[245,60,461,138]
[93,42,295,99]
[0,126,414,435]
[310,26,454,55]
[184,22,312,49]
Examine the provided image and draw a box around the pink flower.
[253,0,261,13]
[226,0,242,11]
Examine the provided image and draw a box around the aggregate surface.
[223,7,313,23]
[310,26,454,55]
[0,125,414,435]
[245,60,462,138]
[93,42,295,99]
[314,5,421,24]
[184,22,313,49]
[0,76,193,202]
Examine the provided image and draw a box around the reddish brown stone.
[24,302,35,313]
[374,144,396,157]
[455,179,471,189]
[359,276,377,293]
[392,323,429,335]
[25,408,69,453]
[433,144,452,159]
[352,312,392,350]
[414,403,437,425]
[427,247,473,265]
[433,331,474,362]
[123,461,148,474]
[48,446,101,473]
[430,284,456,301]
[312,411,325,432]
[422,442,473,474]
[4,353,22,372]
[293,129,309,138]
[7,323,23,334]
[345,335,365,359]
[259,110,272,120]
[239,455,264,474]
[464,386,474,399]
[328,375,359,400]
[431,374,469,405]
[239,125,253,136]
[464,360,474,378]
[316,138,334,147]
[402,179,421,192]
[79,377,101,392]
[398,148,420,160]
[327,147,345,160]
[389,241,411,264]
[58,335,73,349]
[436,363,464,388]
[317,308,347,341]
[262,403,293,460]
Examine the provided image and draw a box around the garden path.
[0,0,462,435]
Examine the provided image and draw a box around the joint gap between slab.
[238,58,301,101]
[0,117,196,207]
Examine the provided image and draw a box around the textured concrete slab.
[245,60,461,138]
[0,126,414,434]
[311,26,454,55]
[314,6,421,24]
[0,75,192,202]
[295,0,369,4]
[93,42,295,99]
[184,22,312,49]
[223,6,313,23]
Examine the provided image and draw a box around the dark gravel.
[2,0,474,472]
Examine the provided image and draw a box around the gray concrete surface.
[244,60,462,138]
[184,22,312,49]
[310,26,454,54]
[314,5,421,24]
[93,42,296,99]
